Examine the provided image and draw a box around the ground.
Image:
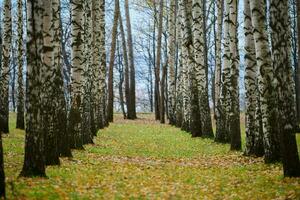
[3,113,300,199]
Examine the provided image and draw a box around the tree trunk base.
[19,168,47,178]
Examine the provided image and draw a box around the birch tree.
[99,0,108,127]
[167,0,177,125]
[214,0,223,122]
[93,0,104,128]
[52,0,72,157]
[243,0,264,156]
[20,0,46,177]
[270,0,300,177]
[193,0,214,138]
[297,0,300,125]
[0,0,12,134]
[0,3,5,188]
[69,0,84,149]
[16,0,25,130]
[179,0,191,132]
[227,0,241,150]
[42,0,61,165]
[81,0,93,144]
[215,1,230,143]
[249,0,281,163]
[175,3,184,128]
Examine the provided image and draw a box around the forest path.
[3,113,300,199]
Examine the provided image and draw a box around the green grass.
[2,113,300,199]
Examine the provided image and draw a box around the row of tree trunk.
[161,0,300,177]
[107,0,137,121]
[0,0,109,198]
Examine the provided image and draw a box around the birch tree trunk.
[243,0,264,156]
[179,0,192,132]
[249,0,281,163]
[99,0,108,128]
[155,0,164,122]
[69,0,84,149]
[52,0,72,157]
[42,0,61,166]
[227,0,241,150]
[16,0,25,130]
[81,0,93,144]
[20,0,46,177]
[175,3,184,128]
[189,0,201,135]
[193,0,214,138]
[215,0,230,143]
[202,0,214,138]
[0,7,5,193]
[158,0,166,124]
[92,0,103,128]
[214,0,223,120]
[244,0,264,156]
[167,0,177,125]
[296,0,300,125]
[270,0,300,177]
[189,0,203,137]
[0,0,12,134]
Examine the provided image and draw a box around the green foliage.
[2,113,300,199]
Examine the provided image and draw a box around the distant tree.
[116,40,127,119]
[119,12,130,119]
[157,0,166,124]
[160,61,167,124]
[154,0,163,122]
[125,0,137,120]
[0,0,12,134]
[107,0,120,122]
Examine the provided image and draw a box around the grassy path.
[3,114,300,199]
